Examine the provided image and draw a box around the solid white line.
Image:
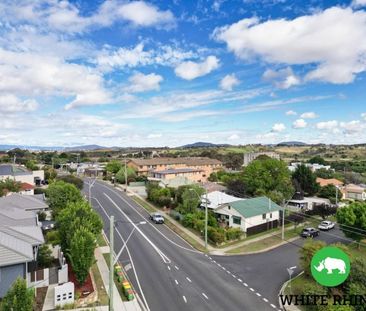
[175,280,179,285]
[250,288,254,292]
[256,293,261,297]
[92,197,150,311]
[202,293,209,300]
[290,266,297,270]
[270,304,277,309]
[263,298,268,303]
[186,277,192,283]
[183,296,187,303]
[175,265,179,270]
[104,193,171,264]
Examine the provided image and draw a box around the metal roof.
[227,196,282,218]
[0,193,48,211]
[0,231,34,267]
[152,168,204,175]
[0,226,44,245]
[0,164,31,176]
[130,157,222,166]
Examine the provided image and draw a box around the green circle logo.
[311,246,350,287]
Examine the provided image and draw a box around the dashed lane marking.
[263,298,268,303]
[202,293,209,300]
[186,277,192,283]
[249,288,254,292]
[167,266,171,271]
[175,265,179,270]
[256,293,261,297]
[175,280,179,285]
[183,296,187,303]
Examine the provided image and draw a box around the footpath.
[117,184,300,256]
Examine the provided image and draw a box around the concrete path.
[42,284,57,311]
[95,247,141,311]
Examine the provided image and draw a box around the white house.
[0,164,44,186]
[201,191,242,210]
[288,162,333,173]
[287,197,331,211]
[215,196,282,235]
[342,184,366,201]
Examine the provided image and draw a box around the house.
[0,164,44,186]
[288,162,333,173]
[287,197,331,211]
[316,178,343,188]
[215,197,281,235]
[0,208,44,297]
[0,193,48,213]
[243,152,280,166]
[128,157,222,182]
[342,184,366,201]
[201,191,242,210]
[156,176,195,189]
[19,183,35,195]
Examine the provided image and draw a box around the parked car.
[318,220,335,231]
[301,227,319,238]
[150,212,164,224]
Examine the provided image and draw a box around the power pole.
[109,216,114,311]
[204,189,208,250]
[124,157,128,192]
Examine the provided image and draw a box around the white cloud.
[117,1,175,27]
[316,120,339,131]
[286,110,297,116]
[228,134,240,140]
[272,123,286,132]
[340,120,365,134]
[300,112,318,119]
[352,0,366,8]
[126,72,163,93]
[0,94,38,113]
[213,7,366,84]
[147,133,162,139]
[220,74,240,91]
[262,67,300,89]
[292,119,307,129]
[361,112,366,120]
[175,56,220,80]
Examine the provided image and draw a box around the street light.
[286,266,297,294]
[108,216,146,311]
[189,187,208,251]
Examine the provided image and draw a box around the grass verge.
[91,260,109,305]
[96,233,107,247]
[102,253,127,301]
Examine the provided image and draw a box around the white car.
[318,220,335,231]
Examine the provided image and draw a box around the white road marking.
[270,304,277,309]
[167,266,171,271]
[250,288,254,292]
[217,263,222,267]
[175,280,179,285]
[263,298,268,303]
[175,265,179,270]
[104,193,171,264]
[202,293,209,300]
[222,267,226,271]
[183,296,187,303]
[186,277,192,283]
[226,270,230,274]
[244,283,248,287]
[232,275,237,278]
[208,257,212,260]
[212,260,216,263]
[238,279,242,283]
[256,293,261,297]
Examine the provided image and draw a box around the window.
[233,216,241,225]
[270,213,273,219]
[262,213,266,220]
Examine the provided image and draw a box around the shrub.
[226,228,243,241]
[46,230,60,246]
[38,211,47,221]
[207,227,225,244]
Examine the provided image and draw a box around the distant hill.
[0,144,63,151]
[180,142,231,148]
[277,141,307,147]
[62,145,106,151]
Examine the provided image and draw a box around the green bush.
[46,230,60,246]
[207,227,225,244]
[226,227,243,241]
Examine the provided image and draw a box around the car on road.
[150,212,164,224]
[301,227,319,238]
[318,220,335,231]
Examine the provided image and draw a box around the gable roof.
[0,231,34,267]
[129,157,222,166]
[203,191,242,210]
[316,178,343,187]
[0,226,44,246]
[227,196,282,218]
[0,193,48,211]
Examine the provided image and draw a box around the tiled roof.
[129,157,222,166]
[316,178,343,187]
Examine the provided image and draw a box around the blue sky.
[0,0,365,147]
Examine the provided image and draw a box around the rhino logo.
[311,247,350,287]
[314,257,346,274]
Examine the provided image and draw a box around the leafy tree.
[68,227,96,285]
[57,200,103,251]
[178,185,204,214]
[226,179,246,197]
[106,160,122,175]
[115,166,137,184]
[57,175,84,190]
[43,165,57,181]
[336,202,366,247]
[292,164,320,196]
[318,185,342,204]
[46,181,82,218]
[308,156,326,165]
[311,204,337,219]
[25,160,39,171]
[0,278,34,311]
[315,168,336,179]
[0,178,21,196]
[299,240,326,276]
[37,244,53,268]
[243,158,294,203]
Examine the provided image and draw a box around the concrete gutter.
[278,271,304,311]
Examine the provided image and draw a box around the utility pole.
[124,157,127,192]
[282,201,285,240]
[204,189,208,250]
[109,216,114,311]
[335,186,339,206]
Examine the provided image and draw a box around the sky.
[0,0,366,147]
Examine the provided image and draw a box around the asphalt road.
[85,180,279,311]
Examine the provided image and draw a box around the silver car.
[318,220,335,231]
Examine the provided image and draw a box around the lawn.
[90,260,109,305]
[102,253,127,301]
[227,227,302,254]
